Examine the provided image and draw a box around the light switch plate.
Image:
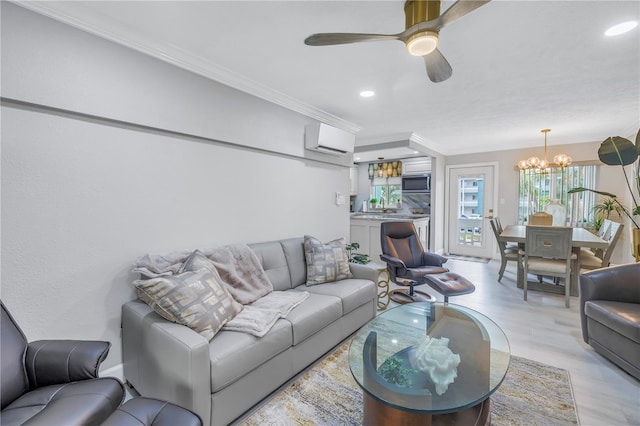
[335,192,345,205]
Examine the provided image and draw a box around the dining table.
[499,224,609,297]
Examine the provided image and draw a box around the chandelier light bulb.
[527,157,540,168]
[554,153,573,167]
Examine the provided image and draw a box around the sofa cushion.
[585,300,640,344]
[280,238,307,287]
[283,292,342,345]
[208,320,292,392]
[248,241,292,291]
[298,278,375,315]
[134,268,242,341]
[303,236,353,286]
[1,378,123,426]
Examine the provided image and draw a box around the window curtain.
[518,165,597,226]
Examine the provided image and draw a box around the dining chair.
[523,225,574,308]
[580,221,624,270]
[489,218,519,281]
[582,219,612,257]
[528,212,553,226]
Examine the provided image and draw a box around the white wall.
[1,3,351,371]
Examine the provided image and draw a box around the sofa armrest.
[25,339,110,389]
[349,263,381,282]
[122,301,212,426]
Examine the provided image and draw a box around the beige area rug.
[239,340,578,426]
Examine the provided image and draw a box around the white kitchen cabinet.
[350,216,430,261]
[349,166,359,195]
[402,158,431,175]
[413,218,429,251]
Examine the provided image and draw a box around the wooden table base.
[363,393,490,426]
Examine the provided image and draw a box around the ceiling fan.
[304,0,491,83]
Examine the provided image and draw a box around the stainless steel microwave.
[402,174,431,193]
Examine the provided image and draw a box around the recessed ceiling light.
[605,21,638,36]
[359,90,375,98]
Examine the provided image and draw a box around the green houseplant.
[592,197,624,230]
[568,129,640,259]
[345,242,371,264]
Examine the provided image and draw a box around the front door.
[446,165,496,258]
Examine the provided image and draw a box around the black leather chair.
[1,300,124,425]
[1,300,203,426]
[380,221,449,303]
[579,264,640,380]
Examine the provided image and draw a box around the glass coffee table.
[348,302,510,425]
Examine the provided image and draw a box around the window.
[371,177,402,208]
[518,164,597,226]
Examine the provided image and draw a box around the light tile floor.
[382,258,640,426]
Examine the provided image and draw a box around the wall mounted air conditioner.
[305,123,355,156]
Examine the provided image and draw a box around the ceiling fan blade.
[439,0,491,28]
[423,49,453,83]
[304,33,401,46]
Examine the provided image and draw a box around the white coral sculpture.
[413,336,461,395]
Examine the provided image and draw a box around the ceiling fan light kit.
[303,0,491,83]
[406,31,439,56]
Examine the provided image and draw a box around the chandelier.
[518,129,572,171]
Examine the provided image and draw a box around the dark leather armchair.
[1,300,203,426]
[1,300,124,425]
[579,263,640,380]
[380,221,449,303]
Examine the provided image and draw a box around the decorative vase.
[544,200,567,226]
[632,228,640,262]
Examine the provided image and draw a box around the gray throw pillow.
[304,235,353,286]
[134,266,242,341]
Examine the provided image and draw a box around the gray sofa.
[579,263,640,380]
[122,237,378,425]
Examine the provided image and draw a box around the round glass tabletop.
[348,302,510,415]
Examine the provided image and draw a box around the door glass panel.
[456,176,484,248]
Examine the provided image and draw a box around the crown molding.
[12,1,361,134]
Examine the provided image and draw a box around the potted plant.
[568,129,640,260]
[592,197,624,230]
[345,242,371,264]
[369,197,378,209]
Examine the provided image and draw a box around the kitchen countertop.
[350,213,429,220]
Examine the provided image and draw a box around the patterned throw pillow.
[179,249,243,313]
[134,267,242,341]
[304,235,353,286]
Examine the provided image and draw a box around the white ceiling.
[17,1,640,161]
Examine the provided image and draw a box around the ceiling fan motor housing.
[404,0,441,28]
